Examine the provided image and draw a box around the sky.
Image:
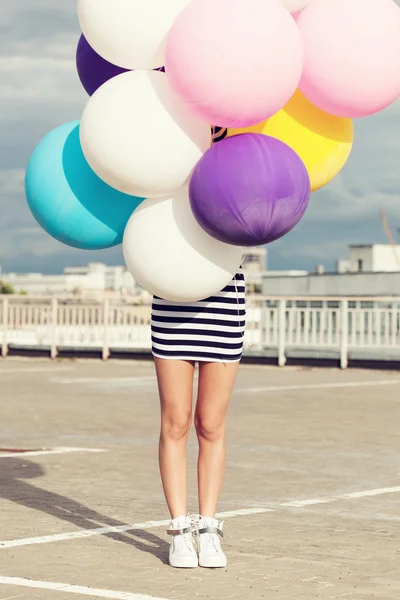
[1,1,400,274]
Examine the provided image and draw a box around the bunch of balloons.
[25,0,400,301]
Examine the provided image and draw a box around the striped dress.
[151,268,246,363]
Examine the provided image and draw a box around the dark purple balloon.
[76,35,165,96]
[189,134,311,247]
[76,35,129,96]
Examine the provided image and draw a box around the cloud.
[0,167,124,273]
[0,2,77,56]
[0,3,400,275]
[309,174,400,224]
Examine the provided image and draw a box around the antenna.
[379,208,400,269]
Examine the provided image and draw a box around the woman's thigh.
[195,361,240,426]
[154,358,195,423]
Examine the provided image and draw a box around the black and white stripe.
[151,268,246,362]
[211,126,228,144]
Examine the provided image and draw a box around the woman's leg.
[155,357,195,519]
[195,361,240,517]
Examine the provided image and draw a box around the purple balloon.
[189,134,311,247]
[76,35,166,96]
[76,35,129,96]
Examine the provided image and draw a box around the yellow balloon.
[227,90,354,192]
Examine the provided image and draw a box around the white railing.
[1,296,400,368]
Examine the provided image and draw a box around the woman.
[151,265,246,568]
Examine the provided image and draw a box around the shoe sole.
[198,557,227,568]
[169,558,198,568]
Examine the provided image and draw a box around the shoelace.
[176,524,196,552]
[189,514,224,553]
[188,513,201,536]
[169,516,198,552]
[209,520,224,553]
[180,532,196,552]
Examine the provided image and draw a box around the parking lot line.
[281,485,400,507]
[0,508,272,550]
[242,379,400,393]
[0,576,169,600]
[0,448,106,459]
[2,482,400,551]
[51,377,156,386]
[0,367,73,373]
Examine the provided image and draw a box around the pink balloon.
[165,0,303,128]
[298,0,400,118]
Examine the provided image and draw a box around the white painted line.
[0,367,73,374]
[0,447,106,459]
[341,486,400,499]
[281,485,400,508]
[0,520,170,549]
[51,376,156,385]
[281,498,336,508]
[217,507,274,518]
[1,485,399,551]
[241,379,400,394]
[0,576,168,600]
[0,508,272,550]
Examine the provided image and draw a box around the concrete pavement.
[1,358,399,600]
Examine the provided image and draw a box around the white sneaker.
[197,516,227,568]
[166,515,198,568]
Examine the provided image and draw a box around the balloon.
[280,0,311,11]
[189,134,311,247]
[76,34,128,96]
[76,35,165,95]
[78,0,191,70]
[227,121,267,136]
[228,90,354,192]
[123,187,244,302]
[298,0,400,118]
[80,70,211,198]
[25,122,144,250]
[165,0,303,128]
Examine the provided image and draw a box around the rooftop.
[1,358,399,599]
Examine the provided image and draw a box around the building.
[337,244,400,273]
[242,248,268,291]
[242,248,268,274]
[1,263,140,298]
[1,252,269,298]
[262,244,400,297]
[262,271,400,297]
[6,244,398,300]
[64,264,137,294]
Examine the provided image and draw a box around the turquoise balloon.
[25,121,145,250]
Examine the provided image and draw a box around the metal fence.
[1,295,400,367]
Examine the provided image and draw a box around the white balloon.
[80,70,211,198]
[280,0,312,12]
[78,0,192,69]
[123,188,244,302]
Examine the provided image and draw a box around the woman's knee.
[161,410,192,442]
[194,413,225,442]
